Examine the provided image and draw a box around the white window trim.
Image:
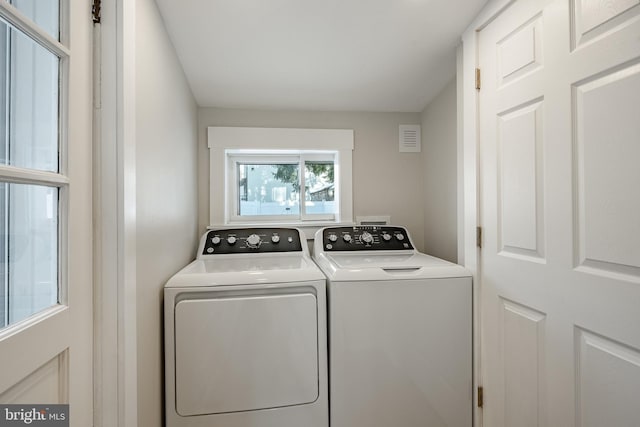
[209,126,354,231]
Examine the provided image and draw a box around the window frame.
[209,126,354,228]
[0,1,69,330]
[226,151,338,223]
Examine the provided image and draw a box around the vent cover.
[399,125,421,153]
[356,215,391,226]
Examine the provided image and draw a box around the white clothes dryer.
[314,225,472,427]
[165,228,328,427]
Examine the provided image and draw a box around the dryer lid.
[165,255,326,288]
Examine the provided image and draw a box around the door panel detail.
[573,62,640,281]
[575,328,640,426]
[0,352,67,403]
[502,299,546,427]
[498,99,545,262]
[572,0,640,48]
[498,13,543,87]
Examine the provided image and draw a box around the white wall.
[197,108,425,251]
[134,1,198,426]
[421,78,458,262]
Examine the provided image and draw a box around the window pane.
[9,0,59,40]
[305,161,336,215]
[0,182,58,329]
[238,164,300,216]
[0,17,59,172]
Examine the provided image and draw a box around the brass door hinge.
[478,386,484,408]
[92,0,101,24]
[475,68,481,90]
[476,226,482,249]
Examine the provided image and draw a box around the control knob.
[246,234,261,248]
[382,233,392,241]
[360,231,374,244]
[343,234,352,243]
[227,236,237,245]
[328,234,338,242]
[396,233,405,241]
[211,236,221,245]
[271,235,280,244]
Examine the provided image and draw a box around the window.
[228,152,337,221]
[0,1,65,329]
[235,160,301,218]
[209,127,353,226]
[305,159,335,215]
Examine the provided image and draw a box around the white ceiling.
[154,0,487,112]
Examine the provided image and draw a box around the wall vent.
[399,125,421,153]
[356,215,391,226]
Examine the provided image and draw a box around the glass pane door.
[0,9,60,329]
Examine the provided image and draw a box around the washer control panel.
[201,228,303,255]
[322,226,414,251]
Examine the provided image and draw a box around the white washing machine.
[313,225,472,427]
[164,228,328,427]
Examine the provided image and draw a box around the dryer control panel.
[201,228,303,255]
[321,226,414,251]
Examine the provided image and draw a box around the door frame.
[93,0,138,426]
[457,1,518,426]
[92,0,529,425]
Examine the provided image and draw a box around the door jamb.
[457,1,517,425]
[93,0,138,426]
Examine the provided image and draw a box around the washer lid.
[165,254,325,288]
[316,252,471,281]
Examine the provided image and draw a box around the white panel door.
[478,0,640,425]
[0,0,93,425]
